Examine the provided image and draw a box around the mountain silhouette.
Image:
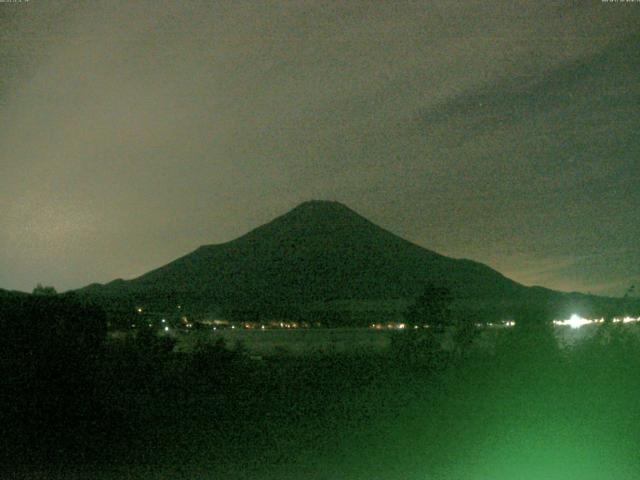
[77,201,629,322]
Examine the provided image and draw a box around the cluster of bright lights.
[554,314,640,329]
[555,314,595,329]
[369,323,418,330]
[474,321,516,328]
[209,323,284,331]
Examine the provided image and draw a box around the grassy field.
[4,324,640,479]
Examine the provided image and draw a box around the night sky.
[1,1,639,296]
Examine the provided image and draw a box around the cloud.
[1,1,639,292]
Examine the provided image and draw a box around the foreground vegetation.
[2,294,640,479]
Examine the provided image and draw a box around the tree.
[405,284,483,358]
[32,283,57,296]
[405,283,453,331]
[623,285,635,298]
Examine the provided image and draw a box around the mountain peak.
[254,200,375,238]
[290,200,357,216]
[295,199,350,209]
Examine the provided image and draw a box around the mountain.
[0,288,29,299]
[77,201,633,323]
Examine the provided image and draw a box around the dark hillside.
[77,201,635,321]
